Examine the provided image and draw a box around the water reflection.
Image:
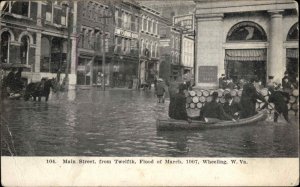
[0,89,298,157]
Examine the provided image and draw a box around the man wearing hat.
[155,78,166,103]
[200,91,234,122]
[168,83,188,120]
[267,75,274,89]
[219,74,226,89]
[240,77,266,118]
[223,93,242,119]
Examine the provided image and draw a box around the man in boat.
[168,84,188,120]
[200,92,234,122]
[240,77,266,118]
[223,93,242,120]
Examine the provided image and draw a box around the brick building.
[0,1,77,85]
[76,0,115,86]
[139,5,161,85]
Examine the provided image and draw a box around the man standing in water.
[240,78,266,118]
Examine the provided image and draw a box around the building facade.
[112,0,140,88]
[194,0,298,88]
[76,0,115,86]
[139,6,161,85]
[159,22,181,82]
[0,1,77,85]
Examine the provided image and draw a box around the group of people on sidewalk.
[167,76,293,124]
[2,68,24,94]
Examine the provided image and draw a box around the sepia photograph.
[0,0,299,186]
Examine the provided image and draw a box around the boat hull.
[156,110,268,131]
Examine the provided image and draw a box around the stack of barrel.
[255,88,299,115]
[185,88,299,115]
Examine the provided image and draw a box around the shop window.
[1,31,10,63]
[287,23,299,41]
[20,36,30,64]
[227,21,267,42]
[11,2,29,17]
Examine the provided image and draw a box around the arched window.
[20,35,30,64]
[1,31,10,63]
[226,21,267,42]
[287,22,299,41]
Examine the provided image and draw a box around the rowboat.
[156,109,268,131]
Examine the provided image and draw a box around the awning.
[225,49,266,61]
[287,48,299,59]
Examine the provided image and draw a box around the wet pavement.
[1,88,299,157]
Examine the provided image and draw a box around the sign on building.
[174,14,194,32]
[198,66,218,83]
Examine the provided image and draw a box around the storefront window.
[227,21,267,42]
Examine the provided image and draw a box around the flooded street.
[1,88,298,157]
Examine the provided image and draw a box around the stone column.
[34,2,42,74]
[195,14,224,88]
[268,10,284,82]
[69,1,78,86]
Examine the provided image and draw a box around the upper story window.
[11,2,29,17]
[287,22,299,41]
[226,21,267,42]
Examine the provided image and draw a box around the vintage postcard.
[1,0,299,186]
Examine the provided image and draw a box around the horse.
[24,78,57,101]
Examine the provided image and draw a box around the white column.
[195,14,224,88]
[268,10,284,82]
[34,32,41,73]
[156,21,158,35]
[141,16,144,31]
[146,17,148,32]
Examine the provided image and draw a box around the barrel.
[289,96,296,103]
[202,90,209,97]
[197,102,202,109]
[189,90,196,97]
[264,96,269,102]
[190,103,196,109]
[287,103,291,110]
[233,96,240,103]
[223,89,230,95]
[259,102,265,108]
[237,89,243,97]
[230,89,237,97]
[292,89,299,97]
[186,97,192,104]
[196,90,202,96]
[192,96,199,103]
[184,90,189,97]
[267,103,275,110]
[219,97,226,104]
[261,88,269,96]
[186,103,189,109]
[256,103,260,109]
[199,96,206,103]
[292,103,298,110]
[217,89,223,97]
[206,96,213,102]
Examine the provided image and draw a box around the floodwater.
[1,88,298,157]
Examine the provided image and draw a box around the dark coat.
[201,100,232,120]
[155,82,165,96]
[240,83,265,118]
[223,101,242,118]
[268,91,289,113]
[169,92,188,120]
[219,78,226,89]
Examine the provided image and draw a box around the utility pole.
[63,0,71,90]
[102,31,106,91]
